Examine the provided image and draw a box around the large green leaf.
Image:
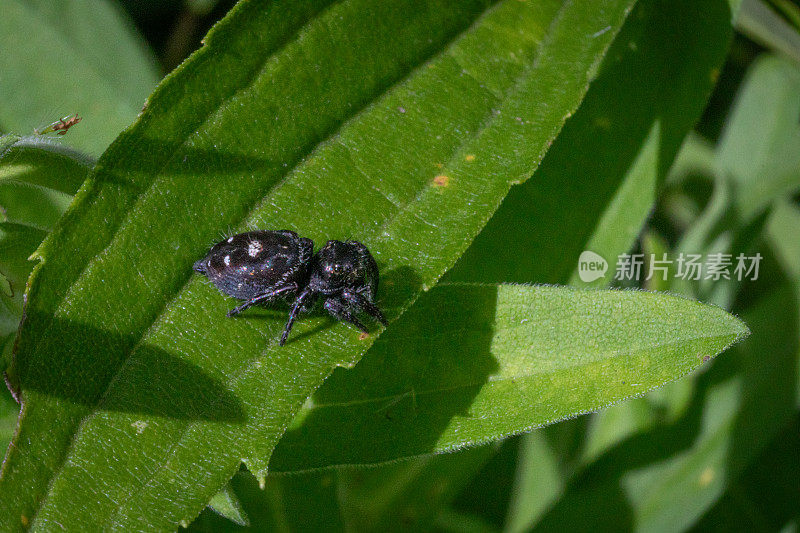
[0,0,635,529]
[0,0,159,155]
[269,284,747,471]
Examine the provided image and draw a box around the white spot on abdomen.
[248,240,263,257]
[223,255,231,266]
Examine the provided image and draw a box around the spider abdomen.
[194,230,312,301]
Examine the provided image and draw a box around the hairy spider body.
[195,231,387,346]
[193,230,313,314]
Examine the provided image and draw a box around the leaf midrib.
[298,332,737,413]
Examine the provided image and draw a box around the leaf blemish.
[433,174,450,187]
[699,467,715,487]
[131,420,148,434]
[594,116,611,130]
[465,154,475,162]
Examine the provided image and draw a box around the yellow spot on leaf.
[359,332,369,341]
[699,467,715,487]
[465,154,475,162]
[709,68,720,83]
[433,175,450,187]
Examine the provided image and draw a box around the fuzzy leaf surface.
[270,284,748,471]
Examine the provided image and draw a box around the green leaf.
[504,431,563,533]
[0,0,159,155]
[0,134,90,368]
[766,200,800,287]
[736,0,800,65]
[670,53,800,306]
[269,284,747,472]
[0,137,89,231]
[0,0,635,529]
[693,416,800,531]
[206,480,249,527]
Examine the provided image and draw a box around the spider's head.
[308,240,375,295]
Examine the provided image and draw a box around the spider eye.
[324,262,343,274]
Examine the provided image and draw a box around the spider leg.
[324,297,368,333]
[344,290,388,326]
[280,289,315,346]
[227,283,297,317]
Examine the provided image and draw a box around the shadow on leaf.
[9,314,246,423]
[268,282,500,472]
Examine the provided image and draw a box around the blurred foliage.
[0,0,799,531]
[0,135,91,454]
[0,0,159,155]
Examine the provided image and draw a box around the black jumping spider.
[194,230,387,346]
